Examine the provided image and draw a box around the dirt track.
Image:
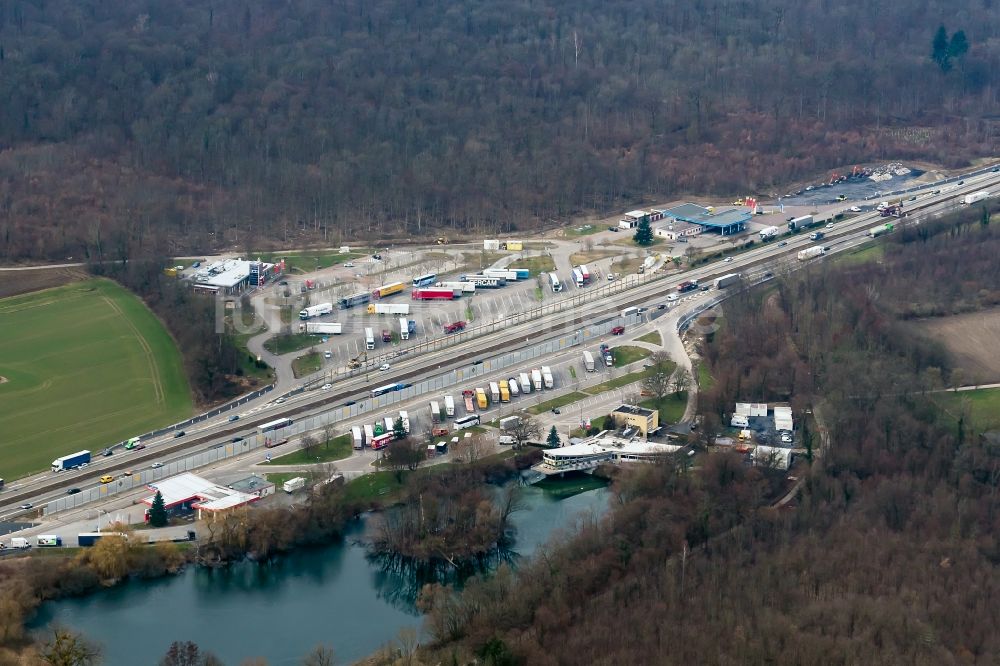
[915,308,1000,383]
[0,267,88,298]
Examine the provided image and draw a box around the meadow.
[0,279,192,478]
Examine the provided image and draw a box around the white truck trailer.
[797,246,826,261]
[963,190,990,205]
[364,327,375,350]
[583,351,596,372]
[282,477,307,493]
[531,368,543,391]
[541,366,554,389]
[367,303,411,315]
[300,322,342,334]
[520,372,532,394]
[444,395,455,418]
[299,302,333,320]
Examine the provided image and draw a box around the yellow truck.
[499,380,511,402]
[475,387,488,409]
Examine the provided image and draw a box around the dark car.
[343,400,356,407]
[102,449,113,457]
[174,430,186,438]
[228,415,240,422]
[66,488,81,495]
[778,241,788,247]
[657,304,667,310]
[551,408,561,414]
[231,436,244,443]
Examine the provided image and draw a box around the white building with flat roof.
[143,472,261,519]
[532,433,682,475]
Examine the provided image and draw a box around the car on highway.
[123,470,134,476]
[344,262,355,267]
[379,363,391,371]
[20,503,33,510]
[343,400,356,407]
[724,257,734,263]
[778,241,788,247]
[611,326,625,335]
[322,383,333,391]
[231,436,244,443]
[66,488,81,495]
[608,273,615,281]
[700,285,709,291]
[228,415,240,422]
[992,167,999,173]
[958,180,965,185]
[102,449,113,457]
[276,397,286,404]
[99,475,114,484]
[174,430,185,438]
[849,206,861,212]
[324,351,332,359]
[657,304,667,310]
[151,462,164,469]
[667,294,679,302]
[825,222,834,229]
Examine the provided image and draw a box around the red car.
[611,326,625,335]
[444,321,467,334]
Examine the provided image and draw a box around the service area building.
[143,473,262,520]
[611,404,659,438]
[191,259,280,295]
[659,203,751,236]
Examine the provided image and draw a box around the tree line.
[1,0,999,262]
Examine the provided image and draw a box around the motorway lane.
[5,168,1000,517]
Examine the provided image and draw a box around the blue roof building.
[661,203,750,236]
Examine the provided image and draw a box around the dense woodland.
[400,211,1000,664]
[2,0,1000,261]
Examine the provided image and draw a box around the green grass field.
[931,387,1000,433]
[0,279,192,479]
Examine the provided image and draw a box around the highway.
[3,166,999,518]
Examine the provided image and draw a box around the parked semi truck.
[462,275,506,288]
[531,369,543,391]
[300,322,342,334]
[444,395,455,417]
[364,328,375,350]
[579,265,591,283]
[437,281,476,293]
[489,382,500,403]
[714,273,741,289]
[352,426,364,449]
[797,246,826,261]
[430,400,441,423]
[299,302,333,320]
[372,281,406,299]
[548,272,562,292]
[541,366,554,389]
[52,450,91,472]
[868,223,895,238]
[572,268,584,287]
[399,318,410,340]
[398,410,411,434]
[508,378,521,396]
[519,372,532,394]
[963,190,990,205]
[499,381,510,402]
[475,388,488,409]
[412,288,460,300]
[367,303,410,315]
[483,269,520,281]
[583,351,596,372]
[463,390,476,413]
[340,292,371,309]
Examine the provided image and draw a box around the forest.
[399,210,1000,664]
[2,0,1000,261]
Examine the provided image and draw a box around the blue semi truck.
[51,450,91,472]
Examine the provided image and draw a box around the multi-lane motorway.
[3,166,999,518]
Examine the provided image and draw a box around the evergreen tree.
[546,425,561,448]
[633,216,654,246]
[393,416,407,440]
[982,205,991,228]
[932,25,951,72]
[948,30,969,60]
[149,490,168,528]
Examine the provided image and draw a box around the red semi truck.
[411,288,459,300]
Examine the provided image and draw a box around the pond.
[32,477,608,665]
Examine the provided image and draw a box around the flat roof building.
[661,203,751,236]
[611,404,659,437]
[143,472,261,519]
[532,432,682,476]
[191,258,280,295]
